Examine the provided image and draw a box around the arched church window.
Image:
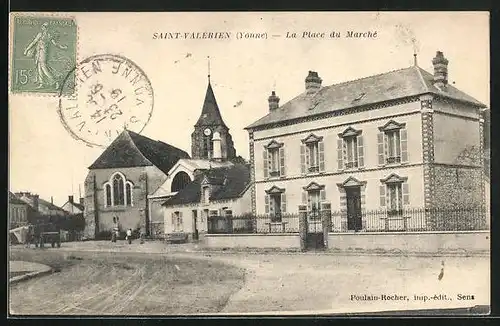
[105,184,112,206]
[113,174,125,206]
[104,173,134,207]
[126,183,132,206]
[171,171,192,192]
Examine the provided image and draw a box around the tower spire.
[207,56,211,82]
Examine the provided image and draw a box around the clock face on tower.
[204,128,211,136]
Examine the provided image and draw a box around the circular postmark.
[58,54,154,147]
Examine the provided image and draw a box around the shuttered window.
[378,121,408,165]
[264,142,285,178]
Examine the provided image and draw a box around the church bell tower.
[191,70,236,161]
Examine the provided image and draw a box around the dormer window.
[378,120,408,165]
[263,140,285,179]
[300,134,325,174]
[337,127,364,170]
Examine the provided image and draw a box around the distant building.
[61,195,85,214]
[149,77,245,238]
[9,191,30,229]
[245,51,487,232]
[16,192,67,217]
[83,130,190,238]
[162,163,252,240]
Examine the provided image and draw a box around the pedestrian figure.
[23,22,68,89]
[126,228,132,244]
[112,216,119,243]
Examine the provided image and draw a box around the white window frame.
[386,129,401,164]
[345,136,358,168]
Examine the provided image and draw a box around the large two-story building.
[245,51,487,232]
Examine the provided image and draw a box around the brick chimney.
[69,195,74,204]
[268,91,280,111]
[305,71,322,94]
[32,194,39,212]
[432,51,449,89]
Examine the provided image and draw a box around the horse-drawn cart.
[34,222,61,248]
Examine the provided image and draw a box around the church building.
[157,77,251,241]
[83,130,190,238]
[83,71,247,239]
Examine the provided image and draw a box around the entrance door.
[346,187,362,231]
[306,190,324,249]
[192,210,199,240]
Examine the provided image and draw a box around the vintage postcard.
[8,11,490,316]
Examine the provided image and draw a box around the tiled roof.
[70,202,85,211]
[9,192,27,205]
[149,159,234,198]
[88,130,190,174]
[163,163,251,206]
[246,65,486,129]
[195,81,228,127]
[38,198,67,212]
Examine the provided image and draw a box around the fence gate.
[306,210,325,250]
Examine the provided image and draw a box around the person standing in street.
[126,228,132,244]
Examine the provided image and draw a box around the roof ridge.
[123,130,155,166]
[414,65,430,93]
[322,65,414,89]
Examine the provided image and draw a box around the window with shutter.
[402,182,410,205]
[379,185,386,207]
[377,132,385,165]
[337,139,344,170]
[400,129,408,163]
[300,144,306,174]
[320,188,326,201]
[263,149,269,178]
[318,141,325,172]
[302,191,308,205]
[378,120,407,165]
[178,212,183,231]
[357,135,364,168]
[279,147,286,177]
[264,194,270,214]
[305,145,311,170]
[280,193,287,214]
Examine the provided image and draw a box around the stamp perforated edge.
[8,12,80,98]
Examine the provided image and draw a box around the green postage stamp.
[10,15,77,95]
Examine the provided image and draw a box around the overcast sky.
[9,11,489,206]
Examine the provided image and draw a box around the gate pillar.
[321,202,332,249]
[298,205,308,252]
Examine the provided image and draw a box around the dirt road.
[9,249,244,315]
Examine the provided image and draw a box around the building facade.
[83,130,190,238]
[9,191,30,229]
[162,164,252,240]
[246,51,486,232]
[61,195,85,214]
[16,192,67,217]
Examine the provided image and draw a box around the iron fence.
[207,213,300,234]
[330,206,489,232]
[207,206,489,235]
